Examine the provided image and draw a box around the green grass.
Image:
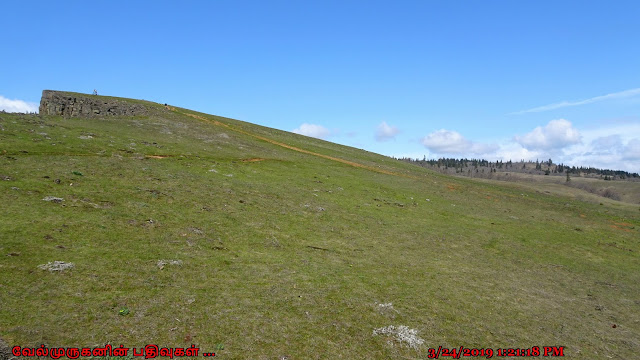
[1,99,639,359]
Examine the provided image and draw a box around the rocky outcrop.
[0,336,15,360]
[39,90,149,118]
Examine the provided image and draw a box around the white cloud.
[591,134,622,151]
[421,129,467,153]
[292,123,331,139]
[511,87,640,114]
[375,121,399,142]
[413,121,639,173]
[0,95,39,113]
[421,129,498,155]
[622,139,640,161]
[514,119,581,150]
[491,142,542,162]
[551,122,640,172]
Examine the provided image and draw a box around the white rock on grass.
[157,259,183,269]
[377,302,394,309]
[38,261,74,272]
[373,325,425,349]
[376,302,398,313]
[42,196,64,203]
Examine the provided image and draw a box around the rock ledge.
[39,90,149,118]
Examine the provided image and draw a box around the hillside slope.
[1,92,639,359]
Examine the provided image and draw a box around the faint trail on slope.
[179,111,418,179]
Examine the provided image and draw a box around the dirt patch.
[609,225,633,233]
[145,155,171,159]
[241,158,265,162]
[609,221,635,232]
[447,184,459,191]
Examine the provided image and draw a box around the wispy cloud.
[0,95,39,113]
[510,87,640,115]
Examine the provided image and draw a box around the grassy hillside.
[1,96,639,359]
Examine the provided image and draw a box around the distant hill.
[1,91,638,359]
[399,157,639,180]
[400,157,640,204]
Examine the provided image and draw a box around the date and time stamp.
[426,346,565,358]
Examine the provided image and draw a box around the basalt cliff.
[39,90,149,118]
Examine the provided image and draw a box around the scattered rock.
[38,261,74,272]
[377,303,397,311]
[142,219,157,227]
[0,336,17,360]
[157,259,183,270]
[42,196,64,203]
[376,302,399,318]
[188,227,204,235]
[373,325,424,349]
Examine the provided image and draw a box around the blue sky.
[2,0,639,172]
